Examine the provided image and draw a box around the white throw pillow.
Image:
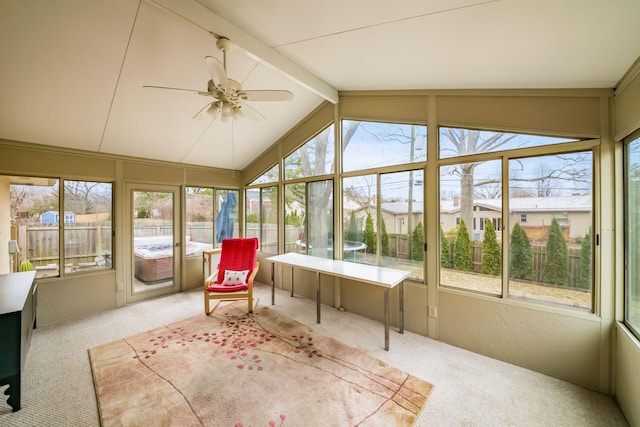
[221,269,249,286]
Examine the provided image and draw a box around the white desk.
[267,253,409,350]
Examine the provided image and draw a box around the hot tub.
[134,236,211,283]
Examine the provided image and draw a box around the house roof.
[390,195,592,215]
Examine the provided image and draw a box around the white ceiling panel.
[0,0,138,151]
[1,0,638,170]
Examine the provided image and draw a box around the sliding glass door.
[126,184,181,303]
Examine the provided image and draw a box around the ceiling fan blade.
[239,90,294,102]
[204,56,229,89]
[193,102,212,120]
[238,101,267,122]
[143,85,209,96]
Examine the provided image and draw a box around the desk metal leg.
[271,263,275,305]
[384,288,390,351]
[399,281,404,334]
[291,267,294,297]
[316,271,321,323]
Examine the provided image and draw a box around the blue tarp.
[216,192,237,243]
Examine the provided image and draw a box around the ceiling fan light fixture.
[232,106,244,121]
[145,36,292,124]
[220,101,233,122]
[206,102,222,118]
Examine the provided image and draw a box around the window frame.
[7,175,114,278]
[624,129,640,340]
[340,118,427,281]
[437,126,598,311]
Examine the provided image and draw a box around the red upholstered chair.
[204,237,259,314]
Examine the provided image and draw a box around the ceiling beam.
[149,0,339,104]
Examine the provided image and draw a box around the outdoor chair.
[204,237,259,314]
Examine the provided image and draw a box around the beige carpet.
[89,301,433,426]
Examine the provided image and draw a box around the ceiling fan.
[144,37,294,122]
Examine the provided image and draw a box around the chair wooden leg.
[209,299,222,314]
[249,297,259,313]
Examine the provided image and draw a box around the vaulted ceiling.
[1,0,638,170]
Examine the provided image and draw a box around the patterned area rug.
[88,302,433,426]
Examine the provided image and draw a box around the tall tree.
[480,220,501,276]
[509,222,533,280]
[290,122,361,257]
[543,217,568,286]
[441,129,516,228]
[453,220,473,271]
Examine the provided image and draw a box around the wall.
[257,88,618,395]
[0,140,240,325]
[613,58,640,427]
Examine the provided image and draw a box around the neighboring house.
[381,201,424,235]
[442,195,592,240]
[40,211,76,224]
[245,189,273,218]
[378,195,591,241]
[74,212,110,223]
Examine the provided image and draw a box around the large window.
[186,187,214,255]
[246,186,277,254]
[439,127,576,159]
[343,120,426,172]
[342,120,427,280]
[626,133,640,338]
[247,164,280,253]
[283,126,335,258]
[440,159,502,294]
[8,176,112,277]
[508,153,592,309]
[185,187,238,254]
[438,127,593,310]
[284,125,334,179]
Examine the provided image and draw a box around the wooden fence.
[12,221,215,269]
[445,241,586,289]
[14,223,112,268]
[13,222,588,289]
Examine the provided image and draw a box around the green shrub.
[380,217,389,256]
[543,217,568,286]
[509,222,533,280]
[480,221,501,276]
[578,228,592,289]
[412,222,424,261]
[19,260,34,272]
[440,226,450,268]
[363,212,376,254]
[346,212,358,242]
[453,220,473,271]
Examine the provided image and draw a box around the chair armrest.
[203,248,222,278]
[204,266,220,288]
[246,262,259,287]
